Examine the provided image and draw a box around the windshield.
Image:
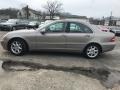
[37,21,55,31]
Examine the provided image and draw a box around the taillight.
[102,29,109,32]
[110,36,116,42]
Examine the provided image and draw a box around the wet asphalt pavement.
[0,31,120,90]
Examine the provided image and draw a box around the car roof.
[53,19,87,23]
[51,19,91,27]
[38,19,99,33]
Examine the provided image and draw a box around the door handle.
[84,35,90,37]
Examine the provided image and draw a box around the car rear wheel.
[9,39,27,55]
[84,44,101,59]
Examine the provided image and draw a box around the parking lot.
[0,31,120,90]
[0,31,120,71]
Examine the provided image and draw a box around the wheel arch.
[83,42,102,53]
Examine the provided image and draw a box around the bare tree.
[43,0,63,19]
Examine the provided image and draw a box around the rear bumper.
[101,43,116,52]
[0,26,11,31]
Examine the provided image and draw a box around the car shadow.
[28,51,84,58]
[1,50,115,63]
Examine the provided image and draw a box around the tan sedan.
[1,20,116,59]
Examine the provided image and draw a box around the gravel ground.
[0,31,120,90]
[0,69,107,90]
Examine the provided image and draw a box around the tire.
[11,27,16,31]
[8,39,27,56]
[24,26,28,29]
[84,44,101,59]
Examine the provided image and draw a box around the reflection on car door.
[65,22,93,51]
[36,22,66,50]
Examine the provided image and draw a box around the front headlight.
[1,33,9,41]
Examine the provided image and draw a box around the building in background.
[104,16,120,26]
[18,6,89,22]
[17,6,42,20]
[41,13,88,21]
[60,15,88,22]
[0,8,18,19]
[89,18,105,25]
[89,16,120,26]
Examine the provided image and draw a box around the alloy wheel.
[10,41,23,55]
[85,45,100,59]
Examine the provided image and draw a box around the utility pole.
[25,5,29,19]
[109,11,112,26]
[102,16,105,25]
[111,11,112,17]
[27,5,29,19]
[110,11,112,21]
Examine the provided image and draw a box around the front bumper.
[0,40,8,50]
[115,33,120,36]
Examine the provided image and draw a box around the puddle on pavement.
[1,60,120,89]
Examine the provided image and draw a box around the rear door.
[65,22,94,51]
[15,20,26,29]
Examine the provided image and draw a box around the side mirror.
[16,22,18,25]
[40,29,46,34]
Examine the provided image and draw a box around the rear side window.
[67,22,93,33]
[70,23,82,32]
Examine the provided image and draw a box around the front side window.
[68,22,93,33]
[46,22,65,32]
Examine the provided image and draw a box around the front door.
[36,22,66,50]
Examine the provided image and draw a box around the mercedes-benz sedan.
[1,20,116,59]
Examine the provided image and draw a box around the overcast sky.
[0,0,120,18]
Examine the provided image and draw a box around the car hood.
[3,29,36,38]
[9,29,35,34]
[0,22,14,26]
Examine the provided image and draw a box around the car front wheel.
[9,39,27,55]
[84,44,101,59]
